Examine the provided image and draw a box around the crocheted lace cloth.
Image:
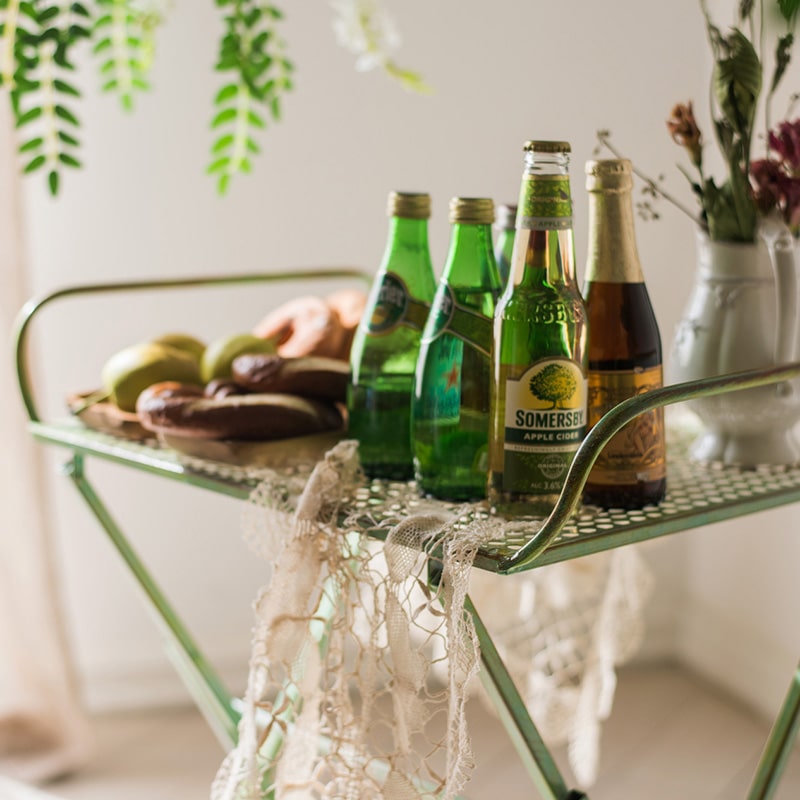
[211,440,652,798]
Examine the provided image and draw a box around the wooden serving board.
[67,391,152,441]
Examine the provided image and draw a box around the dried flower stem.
[595,130,706,229]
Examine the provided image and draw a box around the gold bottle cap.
[448,197,495,225]
[585,158,634,193]
[523,140,571,154]
[494,203,517,231]
[387,191,431,219]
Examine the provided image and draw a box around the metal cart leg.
[748,661,800,800]
[64,454,240,748]
[464,594,588,800]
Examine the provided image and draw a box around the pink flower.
[768,118,800,174]
[751,158,785,214]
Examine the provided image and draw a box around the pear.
[200,332,278,383]
[102,342,203,412]
[151,332,206,361]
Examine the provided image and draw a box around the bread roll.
[232,355,349,402]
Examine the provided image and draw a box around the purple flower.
[751,158,785,214]
[768,119,800,174]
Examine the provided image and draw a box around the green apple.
[102,342,203,412]
[200,332,278,383]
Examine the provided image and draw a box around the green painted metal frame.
[13,272,800,799]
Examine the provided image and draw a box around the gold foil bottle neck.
[584,158,644,284]
[448,197,495,225]
[387,191,431,220]
[585,158,634,194]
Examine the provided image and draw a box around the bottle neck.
[442,222,501,289]
[585,187,644,283]
[381,216,435,298]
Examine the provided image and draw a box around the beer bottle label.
[518,175,573,231]
[365,272,430,335]
[500,358,587,494]
[422,282,493,356]
[587,366,667,485]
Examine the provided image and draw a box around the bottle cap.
[523,140,571,154]
[387,191,431,219]
[448,197,495,225]
[585,158,634,193]
[494,203,517,231]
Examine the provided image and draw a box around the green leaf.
[38,6,60,23]
[55,104,80,125]
[211,107,237,128]
[23,154,46,173]
[713,28,761,135]
[215,83,238,104]
[247,109,265,128]
[771,33,794,93]
[15,106,42,127]
[58,130,79,146]
[54,78,81,96]
[59,152,81,168]
[778,0,800,22]
[93,38,112,55]
[212,133,234,153]
[217,172,231,195]
[102,78,119,92]
[19,136,43,153]
[246,137,260,154]
[207,156,231,174]
[48,169,59,195]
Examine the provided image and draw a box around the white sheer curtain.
[0,105,93,783]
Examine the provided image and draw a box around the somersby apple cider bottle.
[582,159,667,508]
[488,141,588,517]
[348,191,436,479]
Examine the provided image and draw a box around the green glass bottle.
[348,191,436,479]
[488,141,589,517]
[412,197,502,500]
[493,203,517,287]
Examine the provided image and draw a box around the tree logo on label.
[528,362,578,409]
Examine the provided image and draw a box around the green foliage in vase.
[208,0,293,195]
[598,0,800,244]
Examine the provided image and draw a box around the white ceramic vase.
[670,227,800,466]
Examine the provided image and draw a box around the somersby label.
[502,358,587,493]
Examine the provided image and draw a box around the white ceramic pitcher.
[670,222,800,465]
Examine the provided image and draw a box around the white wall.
[10,0,796,722]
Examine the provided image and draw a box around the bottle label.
[500,358,587,494]
[587,366,667,484]
[423,282,493,356]
[366,272,430,335]
[518,174,573,231]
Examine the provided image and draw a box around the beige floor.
[44,662,800,800]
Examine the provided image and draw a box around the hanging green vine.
[209,0,293,194]
[0,0,426,197]
[92,0,158,111]
[1,1,90,194]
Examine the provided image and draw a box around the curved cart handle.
[499,360,800,575]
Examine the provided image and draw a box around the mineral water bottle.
[488,141,589,516]
[348,191,436,479]
[412,197,502,500]
[582,159,667,508]
[493,203,517,287]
